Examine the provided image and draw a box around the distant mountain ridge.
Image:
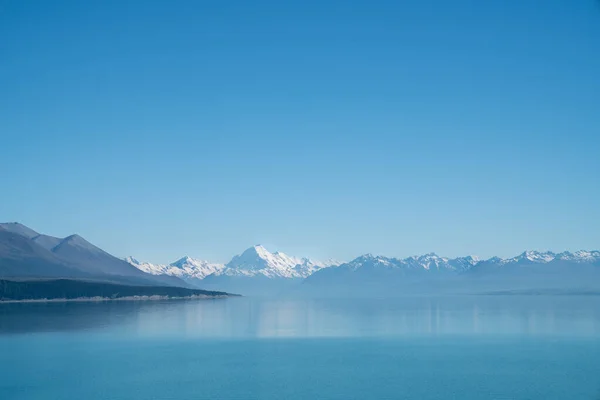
[126,245,600,296]
[306,250,600,278]
[220,245,339,278]
[4,222,599,296]
[304,250,600,296]
[127,245,340,281]
[126,245,342,296]
[128,248,600,282]
[0,222,189,288]
[339,253,481,273]
[125,256,225,282]
[496,250,600,264]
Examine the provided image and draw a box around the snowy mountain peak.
[344,253,485,273]
[421,252,441,258]
[126,245,340,281]
[467,255,481,263]
[219,245,337,278]
[126,255,224,281]
[482,250,600,266]
[554,250,600,262]
[167,256,225,279]
[251,244,269,252]
[355,253,396,264]
[513,250,557,263]
[171,256,199,268]
[574,250,600,260]
[231,245,282,265]
[344,254,394,271]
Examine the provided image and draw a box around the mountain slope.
[0,223,40,239]
[0,229,89,279]
[0,223,190,288]
[51,234,145,277]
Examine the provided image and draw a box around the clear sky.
[1,0,599,264]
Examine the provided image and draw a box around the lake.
[1,296,600,399]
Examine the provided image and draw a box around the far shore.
[0,294,235,304]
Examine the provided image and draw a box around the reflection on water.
[1,296,600,338]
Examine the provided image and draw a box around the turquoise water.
[1,297,600,399]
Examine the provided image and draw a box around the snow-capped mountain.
[215,245,339,279]
[7,219,599,297]
[127,248,600,284]
[497,250,600,265]
[304,249,600,296]
[339,253,480,273]
[125,256,225,281]
[464,250,600,269]
[319,250,599,275]
[555,250,600,262]
[404,253,480,272]
[195,245,341,296]
[169,256,225,279]
[126,245,340,284]
[126,247,600,297]
[500,250,557,264]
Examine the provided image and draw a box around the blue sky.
[1,0,599,263]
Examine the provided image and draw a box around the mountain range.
[302,250,600,296]
[127,245,339,279]
[127,247,600,296]
[2,222,599,297]
[126,245,341,295]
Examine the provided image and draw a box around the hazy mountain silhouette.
[0,222,40,239]
[0,229,87,279]
[0,223,188,288]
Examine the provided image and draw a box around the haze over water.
[1,296,600,399]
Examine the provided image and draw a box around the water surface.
[1,296,599,399]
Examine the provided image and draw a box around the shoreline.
[0,294,234,304]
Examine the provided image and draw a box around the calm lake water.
[1,296,600,399]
